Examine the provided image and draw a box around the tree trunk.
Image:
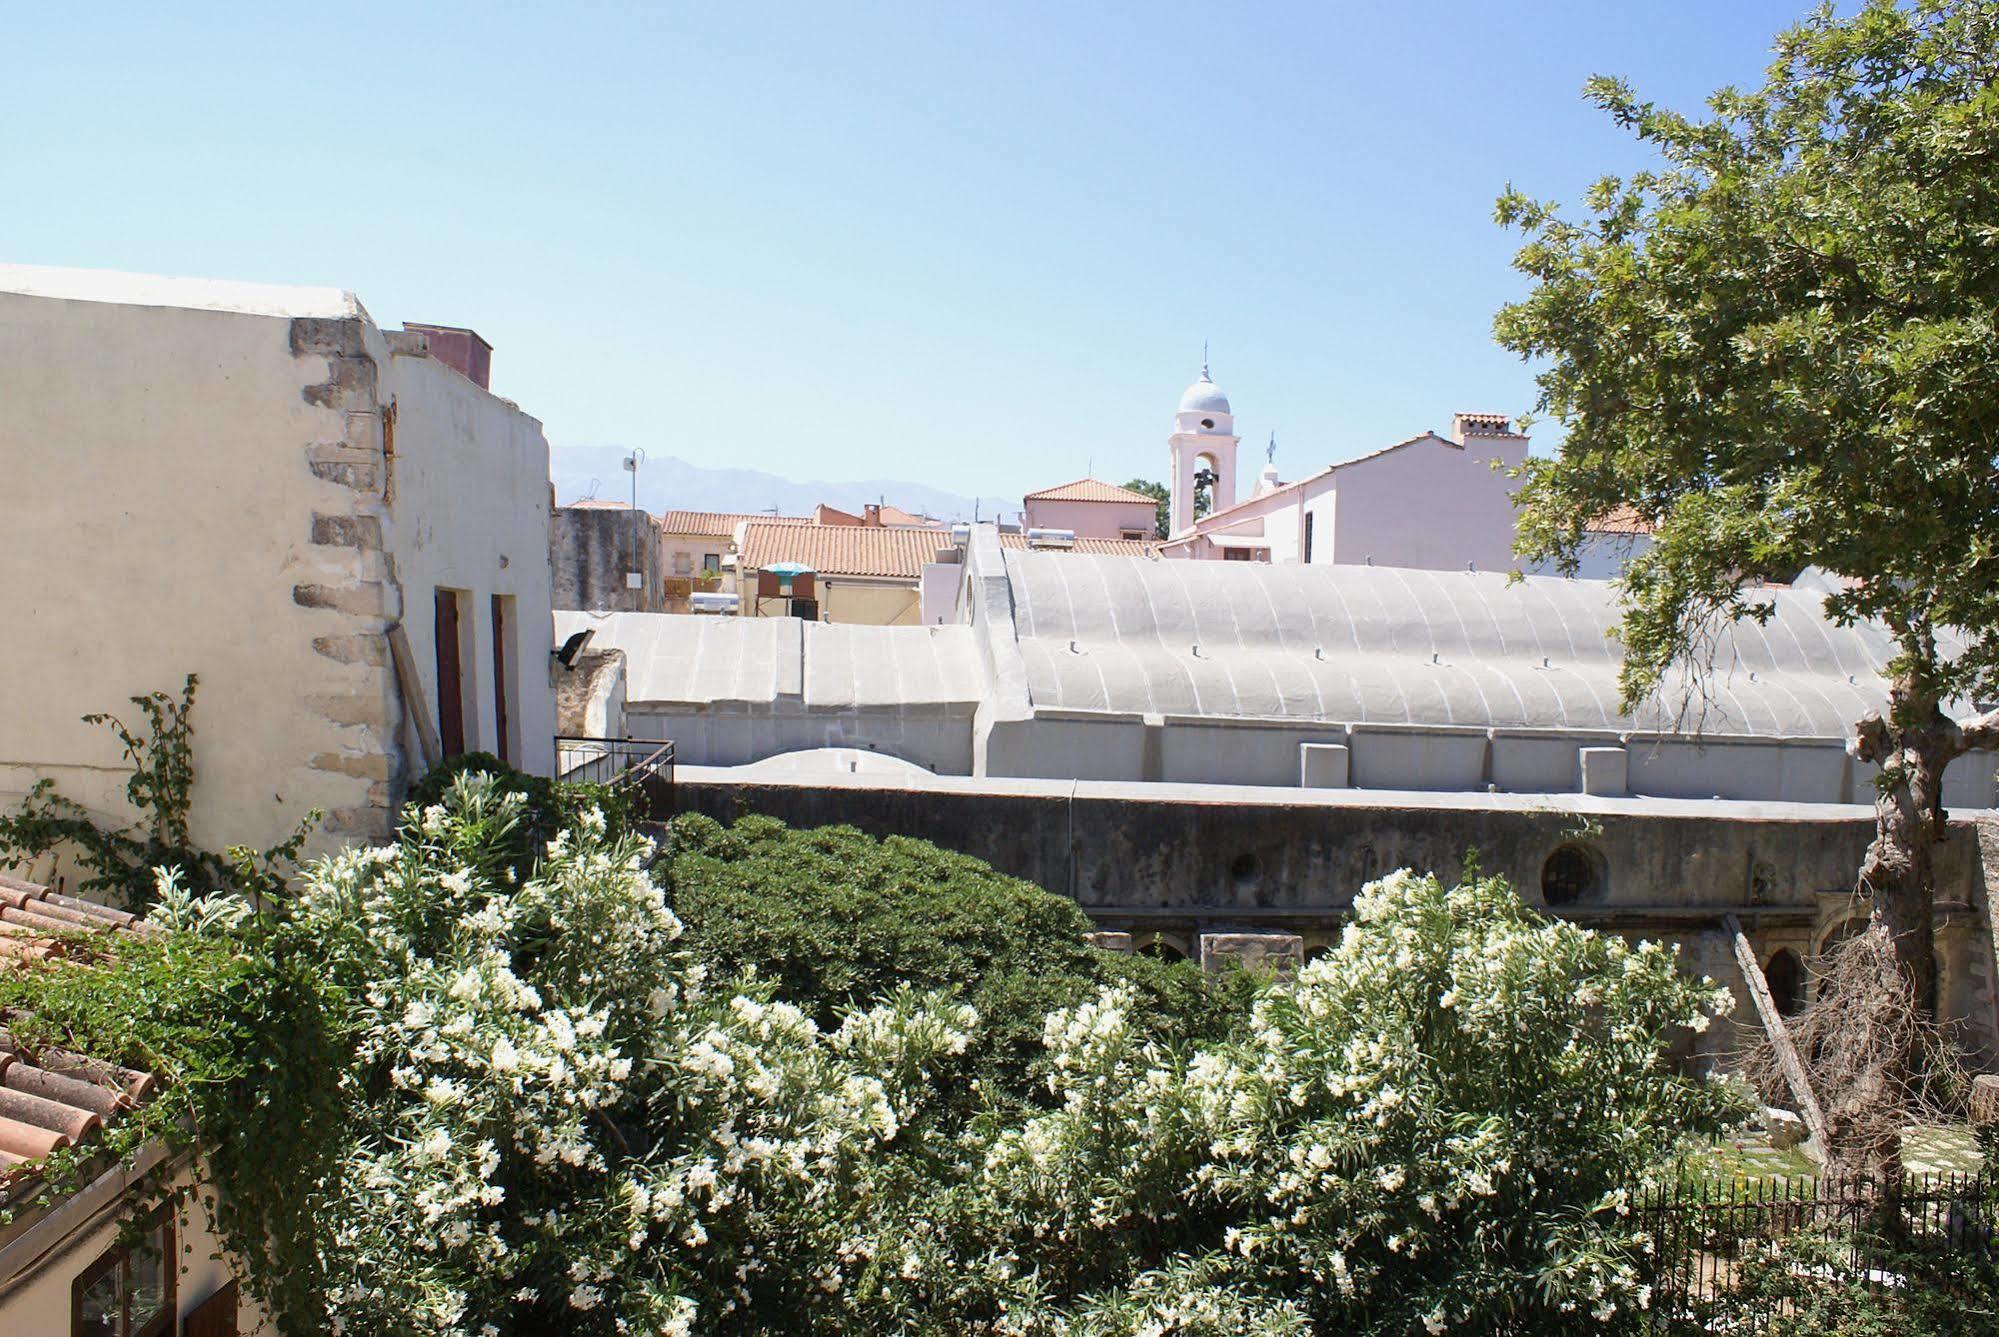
[1821,674,1964,1181]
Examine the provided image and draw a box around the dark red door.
[435,589,465,758]
[491,594,511,765]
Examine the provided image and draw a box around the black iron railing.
[1638,1168,1996,1330]
[554,736,675,823]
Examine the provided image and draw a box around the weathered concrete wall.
[631,702,974,774]
[552,506,665,612]
[672,771,1999,1060]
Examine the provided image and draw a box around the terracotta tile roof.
[1023,478,1160,504]
[1587,504,1655,536]
[738,520,953,580]
[0,878,157,1181]
[999,533,1158,557]
[661,510,810,536]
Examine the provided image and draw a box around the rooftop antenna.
[1202,340,1210,380]
[1267,431,1277,465]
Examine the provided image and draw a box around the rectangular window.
[701,552,721,573]
[434,588,467,758]
[1223,548,1254,562]
[1121,529,1147,541]
[672,551,692,576]
[74,1209,174,1337]
[1303,512,1315,564]
[491,594,515,765]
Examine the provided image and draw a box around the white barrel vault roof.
[555,612,982,709]
[1002,551,1915,739]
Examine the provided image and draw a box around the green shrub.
[663,812,1248,1110]
[404,751,636,876]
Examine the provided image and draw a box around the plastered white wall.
[0,290,387,856]
[380,348,556,777]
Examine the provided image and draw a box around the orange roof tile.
[0,877,157,1185]
[1024,479,1160,504]
[738,521,953,580]
[999,534,1158,557]
[660,510,810,536]
[1588,504,1655,536]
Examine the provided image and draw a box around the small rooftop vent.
[1026,528,1076,549]
[402,323,493,390]
[949,523,971,545]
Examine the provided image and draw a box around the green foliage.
[1495,0,1999,716]
[0,875,347,1326]
[1122,478,1172,539]
[0,790,1754,1334]
[664,813,1247,1111]
[0,674,314,909]
[405,751,637,877]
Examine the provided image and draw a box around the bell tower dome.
[1168,355,1240,535]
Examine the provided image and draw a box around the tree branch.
[1948,707,1999,760]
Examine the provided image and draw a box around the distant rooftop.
[0,261,360,320]
[661,509,810,536]
[737,520,950,579]
[1025,478,1160,505]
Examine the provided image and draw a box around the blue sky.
[5,2,1819,499]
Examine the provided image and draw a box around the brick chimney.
[863,503,882,527]
[402,323,493,390]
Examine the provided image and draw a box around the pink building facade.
[1022,479,1159,540]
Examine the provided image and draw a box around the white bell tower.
[1168,354,1239,535]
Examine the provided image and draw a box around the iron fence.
[553,735,675,824]
[1638,1168,1996,1330]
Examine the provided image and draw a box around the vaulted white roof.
[1004,552,1904,738]
[554,612,981,709]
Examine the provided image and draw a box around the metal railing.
[553,736,675,823]
[1638,1168,1996,1329]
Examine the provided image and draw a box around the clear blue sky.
[5,2,1821,498]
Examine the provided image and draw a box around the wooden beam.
[387,624,442,773]
[1723,913,1829,1159]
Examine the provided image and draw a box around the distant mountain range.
[549,447,1016,524]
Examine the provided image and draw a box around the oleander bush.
[9,778,1748,1335]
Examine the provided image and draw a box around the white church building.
[1156,364,1534,572]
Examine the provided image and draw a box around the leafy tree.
[1123,478,1172,539]
[1494,0,1999,1174]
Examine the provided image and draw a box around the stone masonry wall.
[289,316,405,842]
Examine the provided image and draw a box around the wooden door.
[434,589,465,758]
[491,595,511,765]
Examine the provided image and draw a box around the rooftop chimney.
[1450,412,1517,445]
[863,503,882,527]
[402,323,493,390]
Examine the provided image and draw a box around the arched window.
[1763,948,1805,1017]
[1137,934,1188,963]
[1541,844,1603,906]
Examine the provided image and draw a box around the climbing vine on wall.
[0,674,315,909]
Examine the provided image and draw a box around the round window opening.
[1541,844,1601,906]
[1200,417,1215,429]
